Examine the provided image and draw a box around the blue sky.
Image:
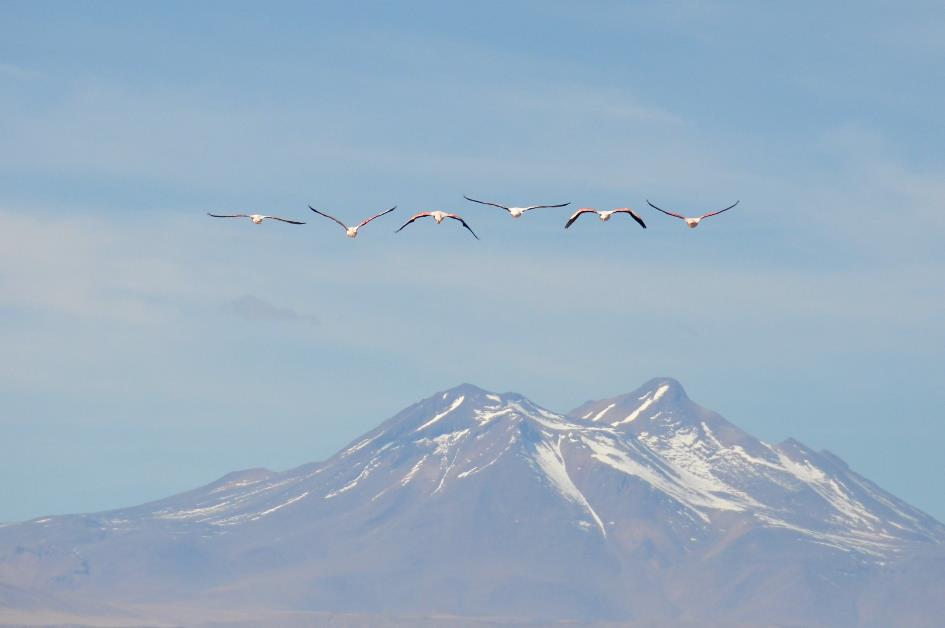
[2,1,944,523]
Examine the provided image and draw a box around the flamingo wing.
[564,208,597,229]
[463,195,510,212]
[614,208,647,229]
[447,214,480,240]
[646,200,687,221]
[522,201,570,212]
[700,200,740,219]
[308,206,349,231]
[356,206,397,229]
[395,212,433,233]
[265,216,306,225]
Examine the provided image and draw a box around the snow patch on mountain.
[325,446,392,499]
[533,436,606,536]
[250,492,309,520]
[343,431,385,457]
[612,384,670,426]
[400,455,427,487]
[473,406,514,426]
[590,403,616,422]
[584,432,747,523]
[416,395,465,431]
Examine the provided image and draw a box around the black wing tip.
[460,220,480,240]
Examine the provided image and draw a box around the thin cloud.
[0,62,38,80]
[222,295,319,326]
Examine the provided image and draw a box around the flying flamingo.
[395,211,479,239]
[564,208,647,230]
[207,213,305,225]
[309,205,396,238]
[646,200,739,228]
[463,195,569,218]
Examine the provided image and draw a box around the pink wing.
[445,214,480,240]
[646,200,687,221]
[395,212,433,233]
[357,206,397,229]
[309,206,349,231]
[613,208,647,229]
[700,201,740,219]
[564,208,598,229]
[463,195,509,212]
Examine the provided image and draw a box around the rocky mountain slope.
[2,379,943,627]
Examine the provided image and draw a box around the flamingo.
[207,213,305,225]
[646,200,739,228]
[395,211,479,239]
[463,195,569,218]
[309,205,396,238]
[564,208,646,229]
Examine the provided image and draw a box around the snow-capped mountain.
[569,380,944,556]
[2,379,944,627]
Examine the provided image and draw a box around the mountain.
[2,379,944,627]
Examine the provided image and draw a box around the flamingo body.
[308,206,397,238]
[207,213,305,225]
[564,207,646,229]
[396,210,479,239]
[463,195,569,219]
[646,200,739,229]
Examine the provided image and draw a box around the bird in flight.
[207,213,305,225]
[395,211,479,239]
[564,208,647,230]
[463,195,569,218]
[309,205,396,238]
[646,200,739,228]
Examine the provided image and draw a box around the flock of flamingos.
[208,196,740,240]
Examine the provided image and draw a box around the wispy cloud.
[0,62,37,80]
[222,294,319,326]
[0,207,197,324]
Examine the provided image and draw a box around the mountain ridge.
[2,379,943,627]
